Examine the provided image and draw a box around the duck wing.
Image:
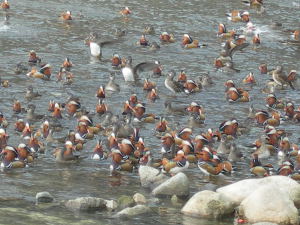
[133,62,159,75]
[227,43,249,58]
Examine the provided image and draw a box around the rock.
[65,197,106,211]
[133,193,146,205]
[152,172,189,197]
[217,176,300,207]
[139,166,168,189]
[171,195,184,206]
[35,192,54,204]
[105,200,118,211]
[113,205,151,218]
[238,184,299,225]
[181,190,235,219]
[117,195,135,209]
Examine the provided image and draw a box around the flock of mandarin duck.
[1,0,300,180]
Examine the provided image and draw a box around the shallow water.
[0,0,300,224]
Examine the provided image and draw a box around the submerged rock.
[217,176,300,207]
[133,193,146,205]
[252,223,279,225]
[181,190,235,219]
[139,166,168,189]
[36,192,54,204]
[113,205,151,218]
[238,184,299,225]
[65,197,106,211]
[117,195,135,209]
[105,200,118,211]
[152,172,189,197]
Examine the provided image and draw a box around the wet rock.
[133,193,146,205]
[139,165,168,189]
[113,205,151,218]
[152,172,189,197]
[105,200,118,211]
[181,190,235,219]
[217,176,300,207]
[35,192,54,204]
[117,195,135,209]
[65,197,106,211]
[238,184,299,225]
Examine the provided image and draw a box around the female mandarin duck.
[28,50,41,64]
[217,23,236,38]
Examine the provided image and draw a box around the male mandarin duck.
[0,0,9,9]
[217,23,236,38]
[95,85,105,99]
[147,88,159,102]
[1,146,27,169]
[96,99,108,115]
[143,78,156,91]
[53,141,80,162]
[62,57,72,71]
[111,53,122,67]
[155,117,169,133]
[161,150,190,175]
[226,10,250,22]
[0,128,8,149]
[27,64,51,80]
[138,34,149,46]
[243,72,256,84]
[160,32,175,43]
[0,112,8,128]
[61,11,72,20]
[16,143,34,163]
[120,6,131,16]
[91,140,107,160]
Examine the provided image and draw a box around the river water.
[0,0,300,224]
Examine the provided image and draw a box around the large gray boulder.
[152,172,189,197]
[181,190,235,219]
[239,184,299,225]
[113,205,151,218]
[65,197,107,211]
[217,176,300,207]
[139,166,168,189]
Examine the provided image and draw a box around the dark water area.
[0,0,300,224]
